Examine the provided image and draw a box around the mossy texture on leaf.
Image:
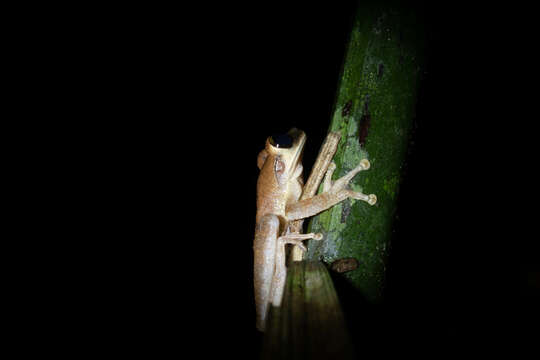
[306,3,424,302]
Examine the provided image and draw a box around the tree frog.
[254,128,376,331]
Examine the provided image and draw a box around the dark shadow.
[328,271,394,358]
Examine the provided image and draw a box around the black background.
[70,0,536,357]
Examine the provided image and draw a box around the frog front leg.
[285,159,377,221]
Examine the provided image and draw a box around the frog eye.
[269,133,293,148]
